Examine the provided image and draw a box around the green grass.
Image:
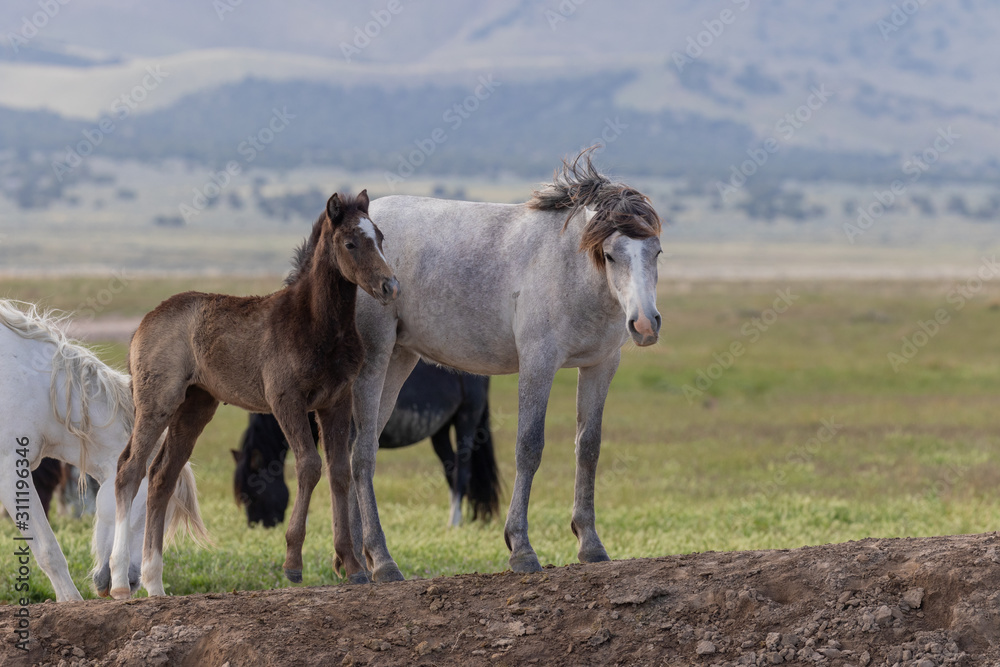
[4,278,1000,602]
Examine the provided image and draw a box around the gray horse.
[344,148,662,580]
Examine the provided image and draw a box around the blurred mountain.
[0,0,997,181]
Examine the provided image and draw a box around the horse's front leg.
[316,392,369,584]
[350,346,418,582]
[271,401,323,584]
[0,458,82,601]
[503,354,560,573]
[571,351,620,564]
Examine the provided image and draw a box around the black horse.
[233,360,500,528]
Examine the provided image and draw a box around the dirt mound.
[5,533,1000,666]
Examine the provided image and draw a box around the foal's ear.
[230,449,240,462]
[326,193,342,224]
[357,189,369,214]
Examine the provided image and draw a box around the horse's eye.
[606,254,615,263]
[345,241,356,250]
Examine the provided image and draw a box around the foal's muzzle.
[378,277,400,304]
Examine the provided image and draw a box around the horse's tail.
[165,463,211,548]
[467,395,502,522]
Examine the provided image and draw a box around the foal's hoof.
[347,571,371,585]
[109,587,131,601]
[579,547,611,564]
[372,562,405,583]
[509,552,542,574]
[284,568,303,584]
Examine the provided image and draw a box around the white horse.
[294,148,661,581]
[0,300,207,601]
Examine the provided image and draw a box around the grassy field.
[3,276,1000,603]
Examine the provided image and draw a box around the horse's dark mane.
[528,146,662,267]
[285,192,367,286]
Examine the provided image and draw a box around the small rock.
[425,584,441,596]
[916,660,936,667]
[766,651,784,664]
[695,640,716,655]
[765,632,782,650]
[363,638,390,652]
[589,628,611,646]
[781,633,801,648]
[72,647,85,658]
[874,605,893,624]
[819,648,841,659]
[131,631,145,641]
[341,653,354,667]
[860,650,871,666]
[903,588,925,609]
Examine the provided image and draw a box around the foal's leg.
[141,386,218,596]
[504,353,560,573]
[271,400,323,583]
[571,351,620,564]
[109,396,181,599]
[317,395,369,584]
[350,345,418,582]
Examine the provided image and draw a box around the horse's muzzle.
[628,313,661,347]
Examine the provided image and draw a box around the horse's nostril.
[654,314,662,329]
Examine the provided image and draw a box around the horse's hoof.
[372,562,405,583]
[347,571,371,585]
[579,548,611,564]
[96,587,110,598]
[284,568,303,583]
[509,552,542,573]
[109,587,131,600]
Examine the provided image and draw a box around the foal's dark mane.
[528,147,661,267]
[285,193,368,286]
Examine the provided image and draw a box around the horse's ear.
[230,449,240,462]
[326,193,342,225]
[584,207,597,224]
[357,189,369,214]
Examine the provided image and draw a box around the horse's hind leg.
[317,394,369,584]
[141,386,217,596]
[271,399,323,584]
[109,411,175,599]
[571,352,620,564]
[430,427,459,525]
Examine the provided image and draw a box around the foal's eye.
[605,254,615,263]
[345,241,356,250]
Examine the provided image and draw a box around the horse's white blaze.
[359,218,388,263]
[623,237,656,337]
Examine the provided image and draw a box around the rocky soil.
[5,533,1000,666]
